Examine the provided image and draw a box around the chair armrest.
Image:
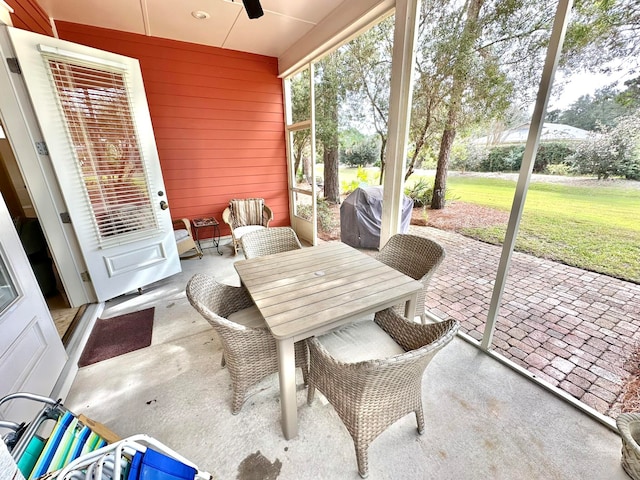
[173,218,196,237]
[222,207,232,226]
[172,218,187,229]
[186,274,254,319]
[263,205,273,227]
[374,308,459,352]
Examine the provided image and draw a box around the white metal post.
[380,0,421,249]
[481,0,575,350]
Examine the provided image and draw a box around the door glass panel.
[0,253,18,314]
[43,55,157,244]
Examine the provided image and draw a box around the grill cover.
[340,186,414,249]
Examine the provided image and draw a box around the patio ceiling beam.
[380,0,421,248]
[278,0,393,78]
[480,0,574,350]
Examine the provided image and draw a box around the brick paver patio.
[412,225,640,418]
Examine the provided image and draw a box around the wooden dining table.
[234,241,423,439]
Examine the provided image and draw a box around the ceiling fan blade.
[242,0,264,19]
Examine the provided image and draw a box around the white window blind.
[42,55,158,244]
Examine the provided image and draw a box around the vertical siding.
[6,0,53,36]
[54,22,289,236]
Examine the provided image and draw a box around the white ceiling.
[38,0,348,58]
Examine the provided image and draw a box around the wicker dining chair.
[241,226,302,259]
[376,234,445,323]
[186,273,308,414]
[306,308,459,478]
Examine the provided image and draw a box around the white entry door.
[6,27,180,302]
[0,195,66,422]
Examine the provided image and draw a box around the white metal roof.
[474,122,592,145]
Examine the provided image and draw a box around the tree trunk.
[294,145,302,180]
[378,134,387,185]
[432,124,456,209]
[323,147,340,203]
[431,0,484,210]
[405,134,423,182]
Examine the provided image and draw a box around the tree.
[431,0,485,209]
[616,76,640,109]
[416,0,555,209]
[562,0,640,73]
[405,6,452,181]
[550,85,632,131]
[343,17,394,183]
[315,54,348,203]
[290,69,311,180]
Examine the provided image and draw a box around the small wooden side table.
[191,217,222,255]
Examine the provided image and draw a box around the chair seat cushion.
[174,229,190,242]
[235,225,265,239]
[228,305,268,329]
[316,319,404,363]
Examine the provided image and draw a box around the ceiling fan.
[232,0,264,19]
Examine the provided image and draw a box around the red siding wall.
[6,0,53,36]
[55,22,289,236]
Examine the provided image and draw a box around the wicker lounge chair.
[306,308,459,478]
[173,218,203,259]
[241,226,302,259]
[222,198,273,255]
[186,273,308,414]
[376,234,445,323]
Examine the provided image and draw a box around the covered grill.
[340,186,414,249]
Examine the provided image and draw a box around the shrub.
[537,143,576,172]
[480,145,525,172]
[568,114,640,180]
[296,199,336,233]
[477,142,576,173]
[340,138,380,167]
[545,163,572,176]
[452,144,486,172]
[404,177,433,207]
[340,166,378,195]
[316,198,337,233]
[295,204,312,222]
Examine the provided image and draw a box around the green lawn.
[425,175,640,283]
[336,167,640,283]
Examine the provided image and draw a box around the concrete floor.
[64,240,629,480]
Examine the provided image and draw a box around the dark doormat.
[78,307,154,367]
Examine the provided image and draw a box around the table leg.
[194,226,202,251]
[276,337,298,439]
[213,223,222,255]
[405,292,418,321]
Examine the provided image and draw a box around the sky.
[548,67,636,111]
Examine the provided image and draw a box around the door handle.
[160,200,168,210]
